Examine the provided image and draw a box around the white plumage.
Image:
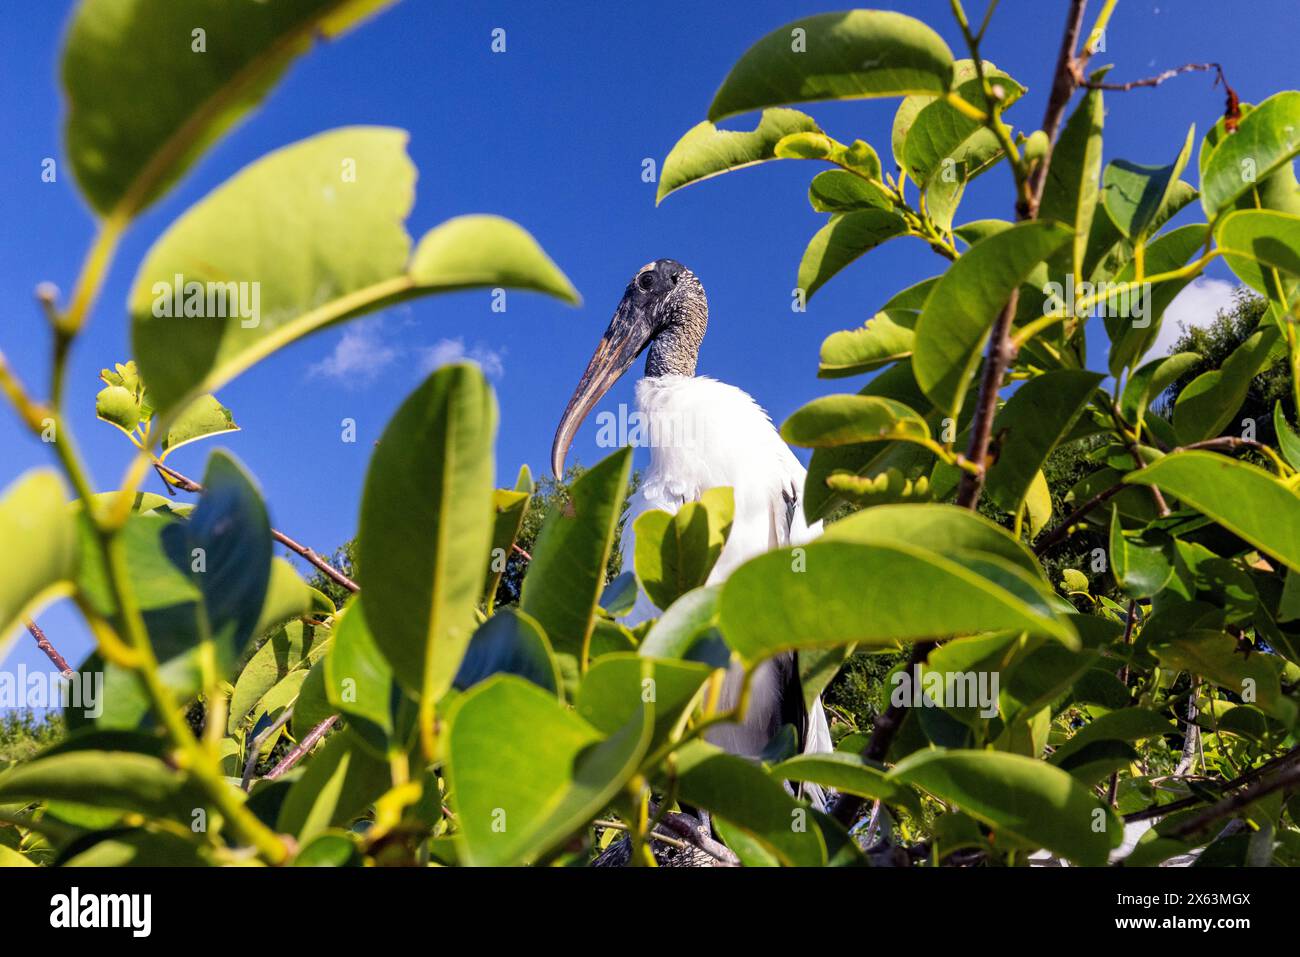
[619,375,833,791]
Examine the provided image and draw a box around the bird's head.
[551,259,707,476]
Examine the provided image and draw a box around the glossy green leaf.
[818,310,915,378]
[520,448,632,658]
[1275,401,1300,470]
[1039,79,1105,279]
[637,585,724,662]
[131,128,576,416]
[455,608,560,696]
[772,752,919,815]
[1127,451,1300,572]
[1201,91,1300,218]
[673,741,826,866]
[985,370,1104,515]
[889,749,1121,865]
[252,558,324,638]
[1172,325,1282,443]
[159,394,238,458]
[277,729,389,843]
[901,73,1023,187]
[719,539,1074,665]
[808,169,895,213]
[782,394,931,449]
[0,750,203,822]
[1119,352,1202,426]
[1109,507,1175,599]
[575,653,711,749]
[446,675,651,866]
[62,0,395,218]
[228,620,317,732]
[913,221,1072,419]
[1049,709,1174,766]
[1216,208,1300,295]
[633,487,734,610]
[94,385,139,432]
[657,109,821,204]
[707,11,953,121]
[797,210,908,301]
[359,364,496,701]
[1150,630,1295,722]
[1101,125,1195,242]
[0,471,78,660]
[325,601,395,747]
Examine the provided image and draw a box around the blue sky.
[2,0,1293,674]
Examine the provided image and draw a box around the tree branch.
[154,461,359,594]
[24,618,73,676]
[264,714,338,780]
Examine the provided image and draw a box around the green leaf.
[484,467,533,608]
[657,109,822,204]
[277,729,389,843]
[0,471,78,660]
[772,752,920,815]
[1109,507,1175,599]
[1201,91,1300,218]
[637,585,724,661]
[62,0,395,218]
[1275,401,1300,470]
[455,608,560,696]
[889,749,1121,865]
[406,214,579,303]
[159,394,238,459]
[325,600,394,748]
[520,449,632,659]
[1101,125,1196,242]
[672,741,826,866]
[0,750,203,822]
[901,73,1024,187]
[985,370,1104,515]
[1216,208,1300,295]
[821,502,1044,577]
[1150,630,1295,722]
[252,558,324,638]
[228,620,317,732]
[446,675,651,866]
[633,487,734,610]
[130,128,576,416]
[358,364,496,702]
[1119,352,1202,426]
[1172,325,1282,443]
[913,221,1073,420]
[599,572,638,618]
[808,169,895,213]
[707,10,953,122]
[575,654,711,750]
[1127,451,1300,572]
[782,395,931,449]
[1039,79,1106,279]
[719,540,1074,666]
[797,210,908,301]
[1106,223,1209,377]
[817,311,915,379]
[1049,709,1174,767]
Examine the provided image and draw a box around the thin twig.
[1124,745,1300,824]
[651,808,741,866]
[24,618,72,675]
[241,706,294,791]
[264,715,339,780]
[1080,61,1227,94]
[154,461,359,594]
[1166,759,1300,840]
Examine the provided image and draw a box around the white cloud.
[308,318,399,386]
[419,338,505,378]
[1144,277,1239,360]
[308,322,505,386]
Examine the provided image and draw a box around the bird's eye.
[670,272,679,286]
[637,272,655,291]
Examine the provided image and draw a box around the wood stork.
[551,259,832,805]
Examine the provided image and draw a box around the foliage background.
[2,0,1296,678]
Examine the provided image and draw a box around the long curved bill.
[551,293,652,477]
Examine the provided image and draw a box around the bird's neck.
[645,333,698,377]
[644,300,706,378]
